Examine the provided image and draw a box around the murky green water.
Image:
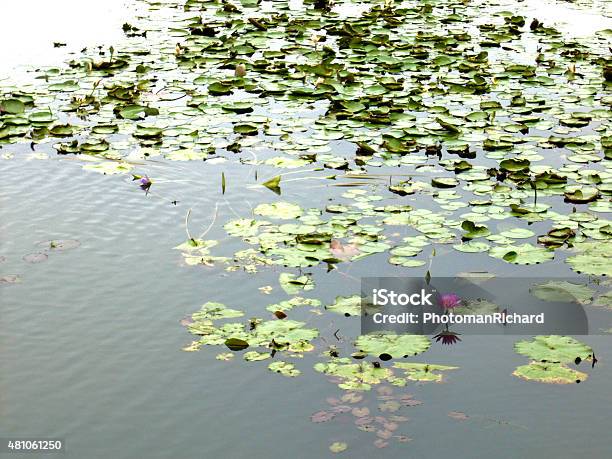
[1,0,612,458]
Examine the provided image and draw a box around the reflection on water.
[0,0,137,78]
[520,0,612,37]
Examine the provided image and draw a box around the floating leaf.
[1,99,25,114]
[327,295,362,317]
[279,272,314,295]
[513,363,587,384]
[254,202,302,220]
[216,352,234,361]
[268,361,300,377]
[329,442,348,454]
[566,242,612,276]
[224,338,249,351]
[354,334,431,359]
[244,351,271,361]
[489,244,553,265]
[514,336,593,364]
[314,360,394,391]
[192,302,244,321]
[461,220,490,239]
[530,281,594,305]
[393,363,458,382]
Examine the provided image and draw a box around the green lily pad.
[530,281,594,305]
[564,187,600,204]
[1,99,25,114]
[216,352,234,361]
[489,244,553,265]
[500,158,530,172]
[393,363,458,382]
[453,299,499,315]
[234,123,259,135]
[266,297,321,313]
[82,162,132,175]
[29,110,55,123]
[329,442,348,454]
[268,361,300,377]
[222,102,253,113]
[118,104,157,120]
[461,220,490,239]
[514,335,593,364]
[499,228,535,239]
[513,363,587,384]
[389,257,427,267]
[314,359,394,391]
[279,272,314,295]
[327,295,362,317]
[254,202,302,219]
[166,149,207,161]
[244,351,272,361]
[566,242,612,276]
[354,334,431,359]
[225,337,250,351]
[453,241,490,253]
[432,177,458,188]
[192,302,244,321]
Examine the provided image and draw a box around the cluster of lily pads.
[181,293,463,386]
[1,0,610,270]
[513,335,595,384]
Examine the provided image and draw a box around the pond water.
[1,0,611,458]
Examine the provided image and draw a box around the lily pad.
[329,442,348,454]
[489,244,553,265]
[513,363,587,384]
[192,302,244,321]
[530,281,594,305]
[314,359,395,391]
[254,202,302,220]
[393,363,458,382]
[268,361,300,377]
[514,335,593,364]
[327,295,362,317]
[279,272,314,295]
[354,334,431,359]
[566,242,612,276]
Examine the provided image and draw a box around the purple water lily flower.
[434,330,462,346]
[133,174,152,193]
[440,293,461,310]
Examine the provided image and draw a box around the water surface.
[1,1,611,458]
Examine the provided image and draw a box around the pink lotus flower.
[440,293,461,309]
[330,239,360,261]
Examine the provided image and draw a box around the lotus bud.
[235,63,246,78]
